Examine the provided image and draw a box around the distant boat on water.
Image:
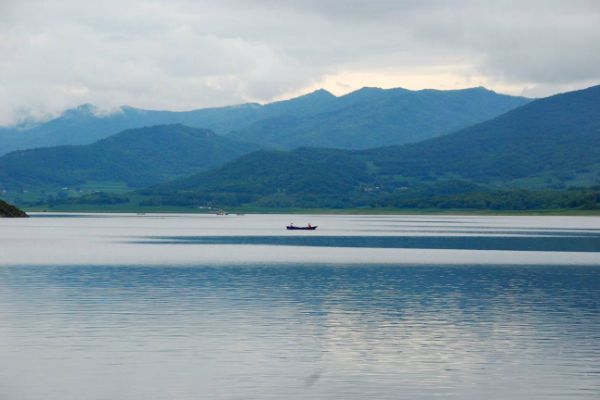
[286,224,317,230]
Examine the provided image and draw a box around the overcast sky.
[1,0,599,125]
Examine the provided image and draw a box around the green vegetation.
[20,191,600,215]
[135,85,600,211]
[3,85,599,214]
[141,148,372,208]
[373,185,600,211]
[365,85,600,184]
[0,181,129,209]
[0,124,258,189]
[138,181,600,211]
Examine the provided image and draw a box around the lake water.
[1,213,599,399]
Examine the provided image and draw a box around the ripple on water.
[0,263,599,400]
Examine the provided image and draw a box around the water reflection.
[1,214,600,399]
[137,234,600,252]
[2,213,600,266]
[1,264,599,400]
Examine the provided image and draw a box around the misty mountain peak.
[62,104,97,118]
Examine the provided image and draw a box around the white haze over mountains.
[0,0,599,125]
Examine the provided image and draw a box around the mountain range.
[0,86,528,155]
[142,85,600,209]
[229,87,530,149]
[1,84,598,211]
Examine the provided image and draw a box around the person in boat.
[290,222,294,227]
[308,223,312,228]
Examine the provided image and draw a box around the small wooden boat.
[286,225,317,230]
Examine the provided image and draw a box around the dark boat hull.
[286,226,317,230]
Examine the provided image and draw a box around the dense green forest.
[0,124,258,188]
[139,175,600,211]
[29,180,592,212]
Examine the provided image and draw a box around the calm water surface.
[0,213,599,399]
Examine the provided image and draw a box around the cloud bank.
[0,0,599,124]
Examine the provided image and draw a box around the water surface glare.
[0,213,599,399]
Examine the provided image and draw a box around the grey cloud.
[0,0,598,124]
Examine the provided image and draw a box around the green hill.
[143,148,373,208]
[141,85,600,210]
[366,84,600,186]
[0,124,259,189]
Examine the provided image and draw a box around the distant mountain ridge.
[229,86,530,149]
[0,103,263,155]
[0,86,529,154]
[142,85,600,209]
[0,124,259,188]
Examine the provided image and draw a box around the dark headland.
[0,199,28,217]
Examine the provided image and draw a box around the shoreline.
[21,205,600,216]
